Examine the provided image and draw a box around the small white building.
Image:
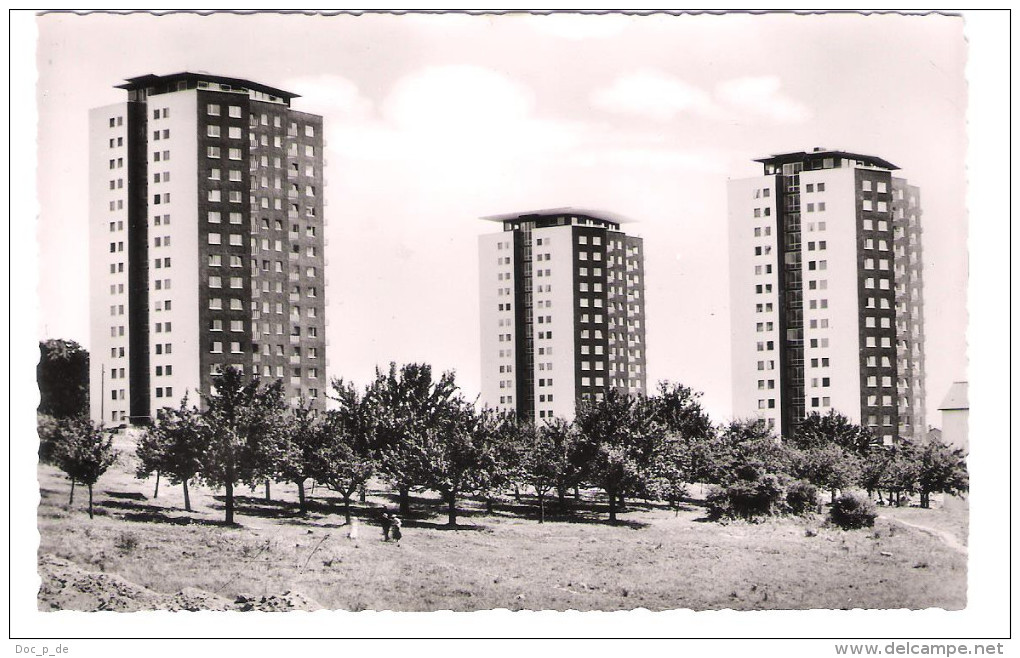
[938,381,968,452]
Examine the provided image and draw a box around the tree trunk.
[359,483,367,503]
[831,490,837,504]
[538,492,545,524]
[447,492,458,526]
[153,471,160,499]
[88,484,94,520]
[557,485,566,510]
[68,479,75,505]
[182,479,192,512]
[399,485,410,516]
[486,497,494,515]
[343,494,352,525]
[920,491,930,509]
[225,479,235,525]
[573,486,580,501]
[618,493,626,511]
[265,480,271,502]
[297,479,306,514]
[513,484,521,503]
[607,487,617,522]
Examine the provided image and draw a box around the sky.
[34,11,969,427]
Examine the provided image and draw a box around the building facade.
[728,149,925,444]
[89,72,327,425]
[478,208,647,424]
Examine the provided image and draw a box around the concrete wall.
[89,102,132,424]
[799,166,862,425]
[728,174,781,432]
[149,90,201,415]
[478,231,516,414]
[533,223,578,423]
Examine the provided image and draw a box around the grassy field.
[37,433,968,611]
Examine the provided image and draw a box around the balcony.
[289,355,301,365]
[288,293,300,302]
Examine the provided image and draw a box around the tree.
[573,389,661,522]
[473,409,527,515]
[37,339,89,419]
[789,443,863,502]
[645,382,718,501]
[198,367,287,525]
[876,440,920,507]
[529,417,584,514]
[792,410,879,457]
[644,434,691,516]
[364,363,463,516]
[415,400,490,526]
[136,395,206,511]
[915,437,969,508]
[310,380,377,524]
[277,399,325,515]
[53,416,118,519]
[716,418,791,484]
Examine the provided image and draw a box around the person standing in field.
[391,515,402,543]
[380,512,392,541]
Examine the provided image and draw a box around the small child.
[390,515,402,542]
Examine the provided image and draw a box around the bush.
[830,492,878,529]
[705,485,731,520]
[786,480,820,515]
[707,474,787,521]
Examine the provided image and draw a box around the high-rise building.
[478,208,647,423]
[89,72,327,425]
[728,149,926,445]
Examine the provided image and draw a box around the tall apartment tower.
[728,149,926,445]
[89,72,327,425]
[478,208,647,424]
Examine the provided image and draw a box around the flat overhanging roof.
[480,207,635,225]
[117,72,300,100]
[754,149,899,171]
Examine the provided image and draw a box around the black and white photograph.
[10,7,1011,651]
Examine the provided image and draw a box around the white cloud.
[383,65,533,130]
[591,69,711,121]
[591,70,812,124]
[715,76,812,124]
[567,146,731,173]
[281,74,374,120]
[326,65,588,164]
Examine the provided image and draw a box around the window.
[208,103,221,116]
[228,148,242,160]
[208,233,222,245]
[207,125,221,138]
[228,126,242,139]
[207,146,221,158]
[209,276,222,288]
[228,105,242,118]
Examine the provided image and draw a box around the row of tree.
[40,361,968,526]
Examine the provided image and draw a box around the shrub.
[707,475,787,521]
[786,480,820,515]
[830,492,878,529]
[705,485,731,520]
[115,531,139,553]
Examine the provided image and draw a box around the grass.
[37,439,967,611]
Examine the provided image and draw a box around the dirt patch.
[38,554,321,612]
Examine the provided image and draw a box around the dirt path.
[880,516,968,555]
